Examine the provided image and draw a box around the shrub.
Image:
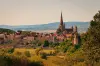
[43,40,49,47]
[38,43,41,46]
[40,52,47,59]
[8,48,15,54]
[0,53,43,66]
[24,51,31,57]
[28,61,43,66]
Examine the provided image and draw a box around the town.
[0,1,100,65]
[0,12,79,48]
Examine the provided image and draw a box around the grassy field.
[42,56,66,66]
[13,48,66,66]
[0,48,66,66]
[14,48,55,55]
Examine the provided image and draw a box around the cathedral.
[56,12,78,44]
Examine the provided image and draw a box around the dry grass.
[14,48,66,66]
[14,48,55,55]
[0,48,67,66]
[42,56,66,66]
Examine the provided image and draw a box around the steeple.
[60,12,63,25]
[56,12,65,33]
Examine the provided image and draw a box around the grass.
[14,48,55,55]
[42,56,66,66]
[0,48,67,66]
[14,48,66,66]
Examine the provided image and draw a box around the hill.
[0,22,89,33]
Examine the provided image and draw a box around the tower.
[74,26,77,33]
[60,12,63,25]
[73,26,78,45]
[56,12,65,33]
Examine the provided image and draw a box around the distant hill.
[0,22,90,33]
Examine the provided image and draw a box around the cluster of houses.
[0,12,79,48]
[0,29,78,46]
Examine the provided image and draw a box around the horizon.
[0,21,89,26]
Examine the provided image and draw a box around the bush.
[28,61,43,66]
[0,51,43,66]
[40,52,47,59]
[43,40,49,47]
[38,43,41,46]
[8,48,15,54]
[24,51,31,57]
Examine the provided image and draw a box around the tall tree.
[83,11,100,66]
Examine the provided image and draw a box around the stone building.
[56,12,78,44]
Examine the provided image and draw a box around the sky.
[0,0,100,25]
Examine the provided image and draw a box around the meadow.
[0,48,67,66]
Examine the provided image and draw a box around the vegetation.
[7,48,15,54]
[40,52,47,59]
[83,11,100,66]
[24,51,31,57]
[0,11,100,66]
[0,54,43,66]
[21,31,31,36]
[0,28,15,34]
[35,48,43,55]
[43,40,49,47]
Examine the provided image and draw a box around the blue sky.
[0,0,100,25]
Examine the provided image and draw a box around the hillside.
[0,22,89,33]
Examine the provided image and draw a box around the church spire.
[60,12,63,25]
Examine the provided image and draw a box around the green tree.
[43,40,49,47]
[8,48,15,54]
[0,28,15,34]
[83,11,100,66]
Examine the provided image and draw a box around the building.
[56,12,78,44]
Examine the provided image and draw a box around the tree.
[0,28,15,34]
[8,48,15,54]
[43,40,49,47]
[83,11,100,66]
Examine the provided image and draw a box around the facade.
[56,12,78,44]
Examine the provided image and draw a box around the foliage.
[83,11,100,66]
[40,52,47,59]
[21,31,31,36]
[49,42,59,48]
[43,40,49,47]
[65,48,85,66]
[24,51,31,57]
[8,48,15,54]
[55,40,72,53]
[0,48,43,66]
[38,42,42,46]
[0,55,43,66]
[0,28,15,34]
